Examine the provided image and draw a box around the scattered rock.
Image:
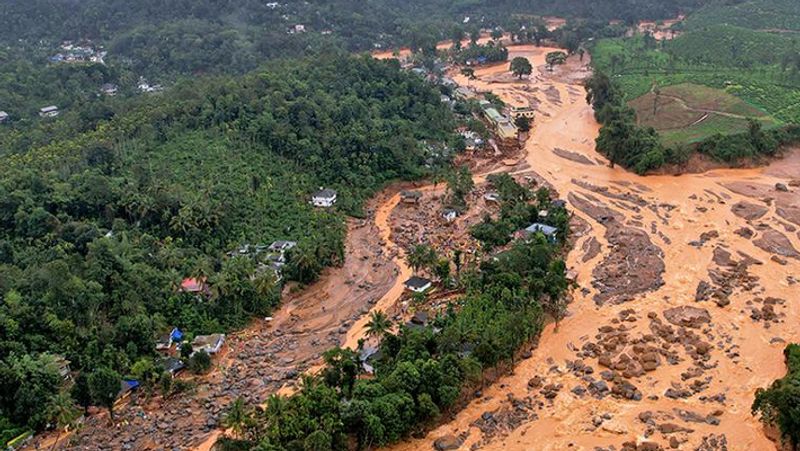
[434,435,463,451]
[663,306,711,328]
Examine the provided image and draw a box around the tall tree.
[89,367,120,422]
[47,392,77,451]
[223,397,250,439]
[510,57,533,79]
[365,311,392,339]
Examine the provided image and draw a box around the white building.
[404,276,432,293]
[39,106,59,118]
[442,209,459,222]
[192,334,226,355]
[311,188,337,207]
[100,83,118,96]
[0,111,8,123]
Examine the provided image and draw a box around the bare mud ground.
[386,47,800,451]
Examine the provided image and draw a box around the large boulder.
[434,435,462,451]
[663,306,711,328]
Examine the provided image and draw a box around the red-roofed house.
[180,277,210,297]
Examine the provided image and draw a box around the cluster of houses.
[1,82,121,124]
[49,42,106,65]
[227,239,298,282]
[460,129,484,151]
[153,325,226,380]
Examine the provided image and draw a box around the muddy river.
[384,46,800,451]
[35,45,798,451]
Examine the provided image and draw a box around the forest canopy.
[0,54,455,437]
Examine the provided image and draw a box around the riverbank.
[388,45,800,451]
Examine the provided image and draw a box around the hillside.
[629,83,780,146]
[0,54,455,439]
[590,3,800,161]
[685,0,800,31]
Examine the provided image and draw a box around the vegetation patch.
[629,83,780,146]
[752,343,800,450]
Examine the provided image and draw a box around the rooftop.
[524,223,558,236]
[404,276,432,290]
[181,277,207,293]
[313,188,337,198]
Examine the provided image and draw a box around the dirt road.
[387,47,800,451]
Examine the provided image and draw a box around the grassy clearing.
[629,83,781,146]
[660,114,777,147]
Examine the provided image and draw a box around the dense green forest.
[0,54,456,439]
[0,0,703,127]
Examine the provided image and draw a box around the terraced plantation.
[592,2,800,152]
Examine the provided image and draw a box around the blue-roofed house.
[118,379,140,400]
[518,223,558,243]
[156,327,184,350]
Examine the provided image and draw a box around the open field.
[629,83,781,146]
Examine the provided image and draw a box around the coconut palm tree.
[364,311,391,339]
[223,396,250,439]
[48,392,77,451]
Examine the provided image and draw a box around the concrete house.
[39,106,59,118]
[404,311,430,331]
[519,223,558,243]
[100,83,118,96]
[156,328,183,351]
[53,355,72,380]
[0,111,8,123]
[311,188,337,207]
[192,333,226,355]
[510,103,535,119]
[404,276,432,293]
[484,192,501,203]
[442,209,459,222]
[484,107,517,140]
[359,346,382,374]
[162,357,185,377]
[454,86,475,99]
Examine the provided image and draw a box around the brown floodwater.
[384,46,800,451]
